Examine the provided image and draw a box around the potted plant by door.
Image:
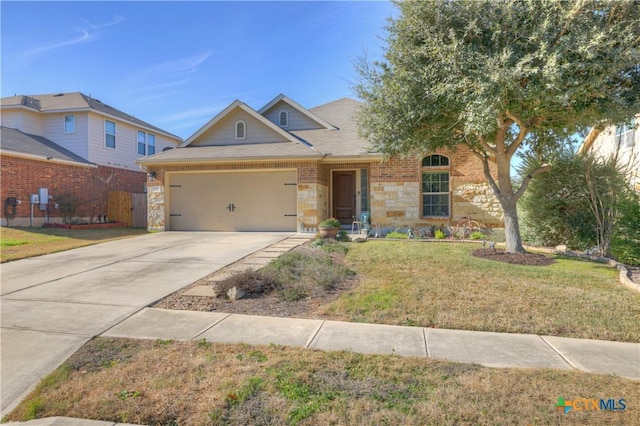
[318,217,341,239]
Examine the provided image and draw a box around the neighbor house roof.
[0,126,96,167]
[137,96,380,167]
[1,92,181,140]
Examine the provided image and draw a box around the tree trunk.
[500,197,526,253]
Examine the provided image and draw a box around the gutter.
[1,150,98,168]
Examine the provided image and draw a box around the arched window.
[421,154,450,217]
[279,110,289,127]
[235,120,246,140]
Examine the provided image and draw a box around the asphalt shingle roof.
[0,126,95,166]
[1,92,180,140]
[138,97,379,166]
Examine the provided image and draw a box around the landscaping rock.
[227,286,246,300]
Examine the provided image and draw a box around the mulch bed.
[471,248,556,266]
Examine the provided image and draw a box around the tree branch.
[506,124,529,157]
[480,154,501,198]
[577,127,603,155]
[514,164,552,200]
[473,132,497,156]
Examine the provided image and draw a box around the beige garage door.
[168,170,297,231]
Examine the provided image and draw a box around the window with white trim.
[616,118,636,148]
[279,110,289,127]
[235,120,246,140]
[105,120,116,149]
[137,130,156,156]
[422,154,450,217]
[64,115,75,133]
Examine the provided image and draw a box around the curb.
[617,264,640,293]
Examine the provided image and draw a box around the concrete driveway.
[0,231,292,416]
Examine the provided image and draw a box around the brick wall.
[1,154,146,226]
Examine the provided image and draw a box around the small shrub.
[470,231,487,240]
[55,193,81,224]
[386,231,408,239]
[263,247,353,301]
[318,218,341,228]
[215,269,279,298]
[434,229,446,239]
[336,230,351,242]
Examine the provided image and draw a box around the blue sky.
[1,1,396,139]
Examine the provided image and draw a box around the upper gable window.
[64,115,75,133]
[105,120,116,149]
[279,110,289,127]
[235,120,246,140]
[137,130,156,156]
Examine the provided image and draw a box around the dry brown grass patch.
[5,337,638,425]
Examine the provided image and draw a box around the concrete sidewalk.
[102,307,640,380]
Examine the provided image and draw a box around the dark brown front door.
[332,171,356,225]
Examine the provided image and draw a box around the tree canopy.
[355,0,640,252]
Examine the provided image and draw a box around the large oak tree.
[355,0,640,253]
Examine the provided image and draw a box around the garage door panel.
[169,171,297,231]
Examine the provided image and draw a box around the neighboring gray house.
[0,92,182,226]
[1,92,181,170]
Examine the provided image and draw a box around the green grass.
[0,227,148,262]
[5,338,638,425]
[321,241,640,342]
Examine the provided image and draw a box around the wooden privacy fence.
[108,191,147,228]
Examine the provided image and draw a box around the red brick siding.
[1,154,146,222]
[370,146,491,184]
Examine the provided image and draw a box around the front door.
[332,171,356,225]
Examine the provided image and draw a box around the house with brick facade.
[0,92,181,226]
[137,94,503,234]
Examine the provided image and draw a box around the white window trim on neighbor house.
[421,154,451,218]
[616,118,637,148]
[105,120,116,149]
[137,130,156,156]
[235,120,246,140]
[64,115,75,133]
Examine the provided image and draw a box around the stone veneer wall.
[296,182,329,232]
[146,185,165,231]
[368,146,503,229]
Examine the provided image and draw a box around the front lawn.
[321,241,640,342]
[4,338,637,425]
[0,227,149,262]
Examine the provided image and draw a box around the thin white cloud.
[26,15,124,55]
[163,105,226,123]
[122,51,213,103]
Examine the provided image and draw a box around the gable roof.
[1,92,181,140]
[290,98,374,158]
[137,95,380,167]
[182,99,310,147]
[0,126,96,167]
[258,94,338,130]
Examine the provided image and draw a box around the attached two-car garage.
[167,170,297,231]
